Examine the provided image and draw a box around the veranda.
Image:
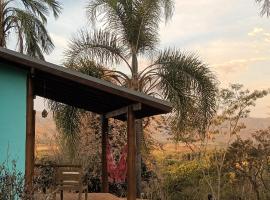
[0,47,171,200]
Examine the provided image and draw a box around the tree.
[225,128,270,200]
[0,0,62,59]
[255,0,270,17]
[53,0,217,197]
[179,84,269,200]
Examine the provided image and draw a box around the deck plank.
[35,193,121,200]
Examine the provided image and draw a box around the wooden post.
[25,73,35,195]
[32,110,36,175]
[101,115,109,193]
[127,106,136,200]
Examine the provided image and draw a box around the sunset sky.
[36,0,270,117]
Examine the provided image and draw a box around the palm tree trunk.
[131,50,142,198]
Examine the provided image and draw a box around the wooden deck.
[35,193,121,200]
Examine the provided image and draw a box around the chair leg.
[85,189,88,200]
[60,190,63,200]
[79,189,82,200]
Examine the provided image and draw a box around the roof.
[0,48,171,120]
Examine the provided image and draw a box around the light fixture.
[42,109,48,118]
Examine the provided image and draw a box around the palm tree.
[255,0,270,17]
[0,0,61,59]
[55,0,217,197]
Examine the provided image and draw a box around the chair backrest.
[55,165,83,187]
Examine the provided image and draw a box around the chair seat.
[57,185,88,191]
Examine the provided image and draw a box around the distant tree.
[255,0,270,17]
[0,0,62,59]
[226,128,270,200]
[178,84,269,200]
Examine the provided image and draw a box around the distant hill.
[212,117,270,145]
[35,112,58,157]
[34,112,270,155]
[35,111,58,145]
[240,117,270,134]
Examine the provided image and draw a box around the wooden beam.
[127,106,136,200]
[105,103,141,119]
[101,115,109,193]
[25,73,35,195]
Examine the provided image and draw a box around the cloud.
[248,27,264,36]
[212,57,270,74]
[248,27,270,44]
[50,33,68,48]
[159,0,234,46]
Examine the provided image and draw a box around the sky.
[34,0,270,118]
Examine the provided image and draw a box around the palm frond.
[21,0,48,22]
[14,8,54,59]
[21,0,62,21]
[49,59,105,138]
[64,58,106,77]
[0,0,60,58]
[50,104,82,138]
[41,0,62,18]
[86,0,174,54]
[256,0,270,17]
[0,1,14,47]
[65,29,131,70]
[156,49,218,136]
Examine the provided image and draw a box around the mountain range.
[35,111,270,156]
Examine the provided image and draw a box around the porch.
[0,48,171,200]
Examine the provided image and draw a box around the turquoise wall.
[0,64,27,173]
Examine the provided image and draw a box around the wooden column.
[25,74,35,194]
[32,110,36,174]
[101,115,109,193]
[127,106,136,200]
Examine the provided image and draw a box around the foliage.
[0,0,62,59]
[256,0,270,17]
[159,51,217,137]
[153,136,270,200]
[203,84,268,200]
[86,0,174,54]
[148,153,213,200]
[34,160,56,193]
[225,128,270,200]
[151,84,269,200]
[0,160,24,200]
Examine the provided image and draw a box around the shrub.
[0,160,24,200]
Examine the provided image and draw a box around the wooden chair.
[53,165,88,200]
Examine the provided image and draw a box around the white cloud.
[248,27,264,36]
[50,33,67,48]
